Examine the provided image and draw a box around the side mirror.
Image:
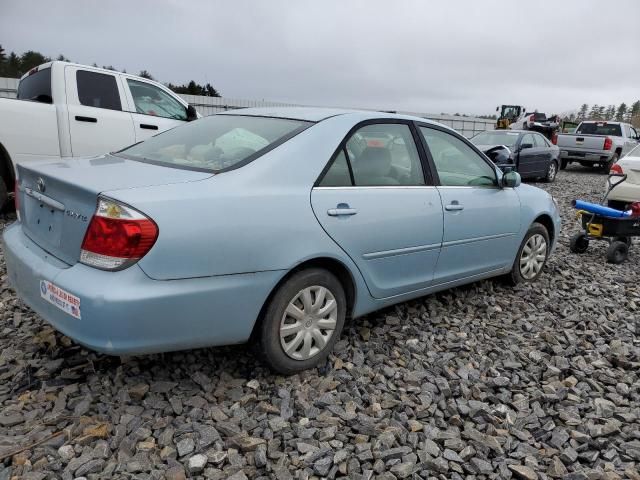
[186,104,198,122]
[520,143,533,150]
[502,171,521,188]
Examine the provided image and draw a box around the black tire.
[601,153,619,173]
[612,236,632,248]
[606,241,628,264]
[569,232,590,253]
[0,177,8,213]
[579,161,592,167]
[544,160,558,183]
[560,159,568,170]
[506,222,550,285]
[257,268,346,374]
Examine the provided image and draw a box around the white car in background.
[608,144,640,209]
[0,61,200,209]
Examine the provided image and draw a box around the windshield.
[471,131,520,148]
[119,115,311,172]
[17,68,52,103]
[576,122,622,136]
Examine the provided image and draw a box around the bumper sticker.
[40,280,81,319]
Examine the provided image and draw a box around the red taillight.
[80,198,158,270]
[529,114,535,122]
[551,132,558,145]
[603,137,612,150]
[610,163,623,175]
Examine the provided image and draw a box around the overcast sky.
[2,0,639,116]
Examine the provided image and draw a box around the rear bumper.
[3,222,283,355]
[559,149,614,163]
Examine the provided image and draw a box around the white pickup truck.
[0,61,199,208]
[556,120,639,172]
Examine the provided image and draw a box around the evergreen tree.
[20,51,50,74]
[615,103,627,122]
[604,105,615,120]
[138,70,154,80]
[588,104,600,119]
[578,104,588,120]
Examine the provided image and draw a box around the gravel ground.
[0,165,638,480]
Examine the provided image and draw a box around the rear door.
[311,121,444,299]
[623,124,639,156]
[532,133,552,175]
[418,125,520,284]
[64,66,136,157]
[121,77,189,142]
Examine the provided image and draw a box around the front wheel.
[606,240,628,264]
[544,161,558,183]
[257,268,346,374]
[506,223,550,285]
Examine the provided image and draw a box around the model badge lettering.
[65,210,88,222]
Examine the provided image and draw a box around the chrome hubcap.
[548,163,556,179]
[520,234,547,279]
[280,286,337,361]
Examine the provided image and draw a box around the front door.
[516,133,539,178]
[65,66,136,157]
[418,125,521,284]
[122,77,188,142]
[311,122,444,299]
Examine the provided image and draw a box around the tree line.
[0,45,221,97]
[571,102,640,126]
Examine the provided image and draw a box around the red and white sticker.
[40,280,81,319]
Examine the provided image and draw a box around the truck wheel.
[569,232,589,254]
[606,240,628,264]
[602,154,619,173]
[560,159,568,170]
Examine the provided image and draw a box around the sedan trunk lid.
[16,155,212,265]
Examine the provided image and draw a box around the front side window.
[119,114,310,172]
[521,134,535,148]
[420,127,497,187]
[533,134,548,147]
[76,70,121,110]
[127,79,187,120]
[17,68,52,103]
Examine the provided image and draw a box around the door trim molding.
[442,232,514,248]
[362,242,441,260]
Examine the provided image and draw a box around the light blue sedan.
[3,108,561,373]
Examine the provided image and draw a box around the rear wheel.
[544,161,558,183]
[606,240,628,264]
[257,268,346,374]
[0,178,7,212]
[569,232,590,253]
[507,223,549,285]
[601,153,619,173]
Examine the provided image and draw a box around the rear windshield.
[471,131,520,148]
[530,113,547,121]
[17,68,52,103]
[118,115,312,172]
[576,122,622,136]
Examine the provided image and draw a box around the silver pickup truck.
[557,121,639,172]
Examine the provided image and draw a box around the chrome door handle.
[327,208,358,216]
[445,203,464,211]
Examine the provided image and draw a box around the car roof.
[219,106,446,126]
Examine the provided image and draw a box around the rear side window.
[576,122,622,136]
[119,114,311,172]
[17,68,52,103]
[76,71,122,111]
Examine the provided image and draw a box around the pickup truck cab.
[0,61,199,208]
[556,121,639,172]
